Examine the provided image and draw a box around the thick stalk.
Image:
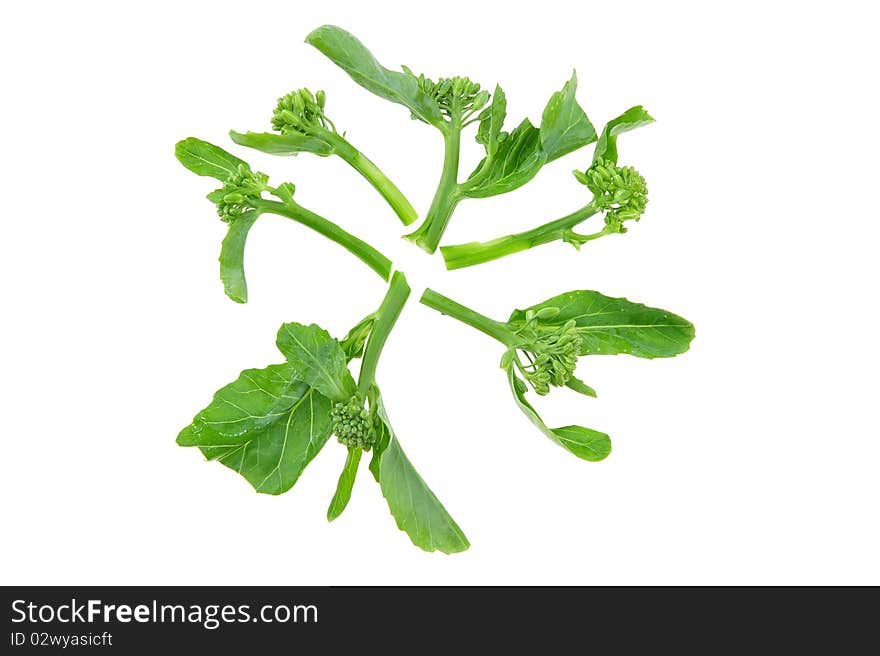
[252,199,392,281]
[440,201,602,270]
[358,271,410,396]
[404,126,462,253]
[420,288,518,346]
[327,134,418,226]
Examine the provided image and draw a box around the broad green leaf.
[327,447,361,521]
[276,322,357,402]
[566,376,597,398]
[177,363,333,495]
[175,137,248,181]
[229,130,335,157]
[219,210,259,304]
[508,367,611,462]
[462,118,546,198]
[305,25,444,127]
[475,85,507,158]
[181,363,303,440]
[540,71,596,162]
[373,396,469,553]
[508,290,694,359]
[592,106,655,165]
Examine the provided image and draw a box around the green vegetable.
[175,137,392,302]
[230,87,417,226]
[178,272,469,554]
[420,288,694,459]
[175,27,692,553]
[441,106,655,269]
[306,25,596,253]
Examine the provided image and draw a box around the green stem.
[404,126,462,253]
[439,201,602,270]
[327,134,418,226]
[358,271,411,396]
[420,288,518,346]
[253,199,392,281]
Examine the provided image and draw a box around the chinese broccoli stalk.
[175,137,392,302]
[306,25,597,253]
[420,288,694,459]
[229,88,417,226]
[178,272,469,554]
[441,106,655,269]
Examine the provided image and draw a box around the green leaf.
[305,25,444,127]
[507,367,611,462]
[540,71,596,162]
[566,375,597,398]
[462,118,546,198]
[219,210,260,304]
[339,313,376,361]
[276,322,357,402]
[229,130,335,157]
[179,363,302,441]
[592,106,655,165]
[175,137,248,181]
[369,415,389,482]
[327,447,362,521]
[177,363,333,495]
[373,395,469,553]
[475,85,507,158]
[508,290,694,359]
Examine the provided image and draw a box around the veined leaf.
[219,210,259,304]
[182,363,303,440]
[327,447,361,521]
[229,130,335,157]
[305,25,444,128]
[276,322,357,402]
[508,290,694,359]
[540,71,596,162]
[175,137,247,181]
[373,395,469,553]
[508,367,611,462]
[592,106,655,165]
[462,118,546,198]
[177,363,333,495]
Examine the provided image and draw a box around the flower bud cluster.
[214,164,269,223]
[578,158,648,232]
[330,396,377,450]
[272,88,334,134]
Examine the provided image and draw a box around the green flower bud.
[330,396,377,451]
[272,88,335,135]
[212,165,268,223]
[518,319,580,395]
[579,158,648,224]
[472,90,490,113]
[535,307,560,320]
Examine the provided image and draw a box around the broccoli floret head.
[513,309,580,395]
[403,68,489,121]
[272,88,335,135]
[212,164,269,223]
[580,158,648,232]
[330,396,377,450]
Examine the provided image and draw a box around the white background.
[2,1,878,585]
